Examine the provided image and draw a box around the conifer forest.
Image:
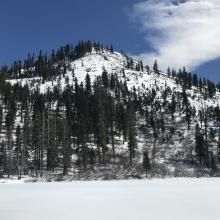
[0,41,220,180]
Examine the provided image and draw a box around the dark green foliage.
[153,60,159,75]
[195,124,210,167]
[143,151,151,177]
[127,101,137,166]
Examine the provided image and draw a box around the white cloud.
[131,0,220,71]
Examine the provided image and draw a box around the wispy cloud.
[131,0,220,71]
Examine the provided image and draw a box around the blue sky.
[0,0,220,82]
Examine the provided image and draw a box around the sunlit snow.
[0,178,219,220]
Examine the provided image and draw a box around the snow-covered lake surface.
[0,178,219,220]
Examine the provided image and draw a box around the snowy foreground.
[0,178,219,220]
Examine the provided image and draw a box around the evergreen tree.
[153,60,159,75]
[15,126,22,179]
[127,101,137,166]
[167,67,171,76]
[143,151,151,177]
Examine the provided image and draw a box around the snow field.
[0,178,219,220]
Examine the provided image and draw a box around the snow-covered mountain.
[8,49,220,110]
[1,44,220,180]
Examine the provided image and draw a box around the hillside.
[8,48,220,110]
[0,41,220,181]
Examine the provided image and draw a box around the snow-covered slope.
[8,49,220,110]
[4,49,220,179]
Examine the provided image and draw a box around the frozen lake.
[0,178,219,220]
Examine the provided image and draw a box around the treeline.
[126,58,218,98]
[0,41,114,81]
[1,40,218,99]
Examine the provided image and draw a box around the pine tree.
[143,151,151,177]
[153,60,159,75]
[185,107,192,130]
[15,126,22,179]
[109,95,116,158]
[204,109,209,167]
[150,110,158,161]
[127,101,137,166]
[62,117,72,175]
[170,94,176,120]
[217,128,220,162]
[195,124,205,165]
[85,74,91,95]
[167,67,171,76]
[110,45,114,53]
[102,70,109,89]
[5,97,16,178]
